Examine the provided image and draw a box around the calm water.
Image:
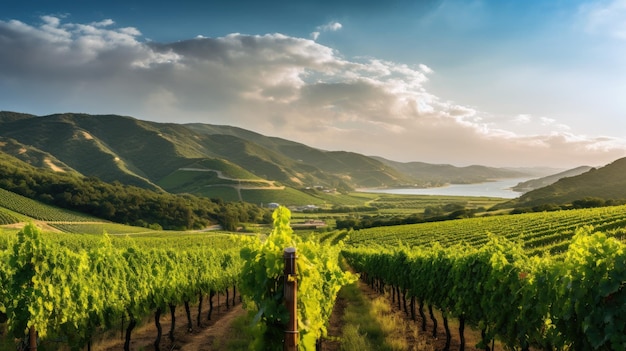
[358,177,533,199]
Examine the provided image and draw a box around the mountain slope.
[501,157,626,208]
[0,113,169,189]
[186,123,411,188]
[0,111,534,204]
[0,137,79,174]
[511,166,593,193]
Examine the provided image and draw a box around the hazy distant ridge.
[511,166,593,193]
[371,156,529,186]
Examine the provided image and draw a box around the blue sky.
[1,0,625,168]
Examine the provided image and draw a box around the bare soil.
[92,291,245,351]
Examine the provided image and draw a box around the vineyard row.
[343,227,626,350]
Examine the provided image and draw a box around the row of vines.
[0,207,354,351]
[348,204,626,256]
[0,223,240,350]
[343,227,626,350]
[239,206,357,350]
[0,188,98,222]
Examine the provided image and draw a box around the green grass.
[210,313,256,350]
[190,158,262,179]
[157,169,235,192]
[335,278,426,351]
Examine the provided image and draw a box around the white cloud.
[91,19,115,27]
[310,21,342,40]
[0,15,624,168]
[419,64,434,74]
[320,21,343,32]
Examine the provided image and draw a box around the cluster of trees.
[0,154,270,230]
[336,204,481,230]
[511,197,626,215]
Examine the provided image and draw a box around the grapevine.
[239,206,357,350]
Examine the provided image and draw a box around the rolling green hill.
[0,111,533,204]
[500,157,626,208]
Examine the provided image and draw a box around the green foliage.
[549,227,626,350]
[0,223,243,349]
[0,208,21,225]
[0,188,98,222]
[348,204,626,257]
[239,207,357,350]
[343,226,626,350]
[0,153,269,229]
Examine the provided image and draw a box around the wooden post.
[29,325,37,351]
[283,247,298,351]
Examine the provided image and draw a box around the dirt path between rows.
[92,291,246,351]
[319,278,482,351]
[91,281,483,351]
[178,305,246,351]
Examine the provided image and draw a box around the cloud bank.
[0,16,624,168]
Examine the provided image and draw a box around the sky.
[1,0,625,169]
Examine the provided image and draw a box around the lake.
[358,177,533,199]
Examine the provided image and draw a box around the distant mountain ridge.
[0,111,533,203]
[511,166,593,193]
[499,157,626,209]
[371,156,527,186]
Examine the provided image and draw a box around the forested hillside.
[0,151,269,230]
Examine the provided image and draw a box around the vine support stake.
[284,247,298,351]
[29,325,37,351]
